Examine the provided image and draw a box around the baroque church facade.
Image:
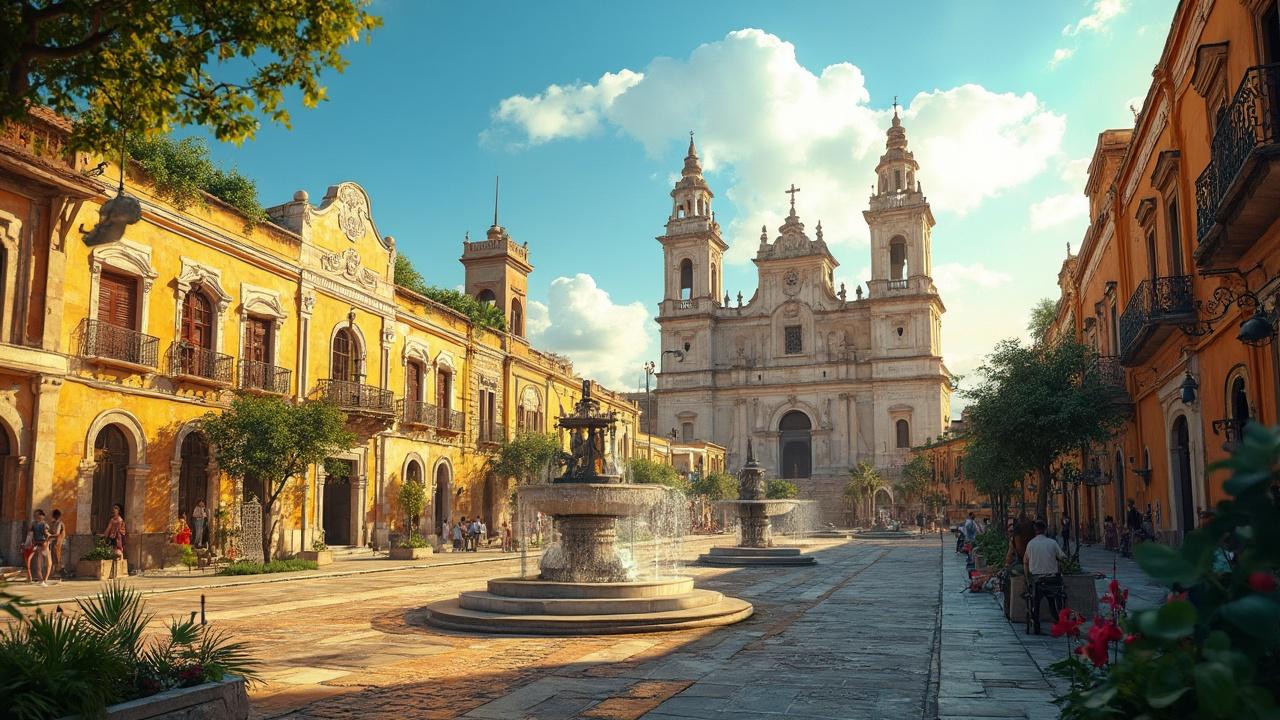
[654,114,952,519]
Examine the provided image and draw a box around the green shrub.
[397,532,432,549]
[972,527,1008,566]
[80,537,116,561]
[627,458,688,492]
[176,544,198,569]
[395,256,506,330]
[127,136,268,226]
[766,479,799,499]
[0,582,258,719]
[692,472,738,501]
[218,559,317,576]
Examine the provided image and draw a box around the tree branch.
[23,27,116,60]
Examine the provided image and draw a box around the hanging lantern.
[1179,372,1199,404]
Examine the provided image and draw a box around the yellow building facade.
[0,113,639,568]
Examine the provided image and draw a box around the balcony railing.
[397,400,465,432]
[315,379,395,414]
[1094,355,1125,388]
[887,279,909,291]
[167,342,233,384]
[1195,63,1280,252]
[239,359,291,394]
[81,319,158,368]
[1118,276,1195,364]
[676,298,694,309]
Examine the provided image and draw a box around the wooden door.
[243,317,272,387]
[98,271,137,329]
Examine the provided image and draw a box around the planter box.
[76,558,129,580]
[1006,573,1098,623]
[62,676,249,720]
[389,546,433,560]
[297,550,332,566]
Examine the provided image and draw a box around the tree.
[899,455,932,523]
[394,255,506,331]
[963,435,1022,525]
[691,471,738,501]
[1,0,382,151]
[398,475,426,535]
[1027,297,1059,343]
[197,395,355,561]
[627,458,687,492]
[766,479,799,499]
[964,338,1130,519]
[487,432,562,486]
[844,462,885,522]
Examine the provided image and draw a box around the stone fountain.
[697,442,818,566]
[425,381,753,634]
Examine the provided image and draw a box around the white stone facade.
[655,120,952,521]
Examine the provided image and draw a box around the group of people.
[169,500,210,549]
[22,502,128,584]
[444,517,487,552]
[1102,499,1157,556]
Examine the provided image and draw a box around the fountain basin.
[697,545,817,567]
[517,482,670,517]
[714,498,800,516]
[425,575,752,635]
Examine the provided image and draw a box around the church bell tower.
[657,134,727,319]
[461,177,533,338]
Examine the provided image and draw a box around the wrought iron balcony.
[80,319,158,369]
[1194,63,1280,266]
[1117,276,1195,365]
[239,359,291,394]
[1094,355,1125,387]
[399,399,464,431]
[314,379,395,414]
[167,342,233,385]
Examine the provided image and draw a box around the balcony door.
[180,291,213,374]
[332,328,354,383]
[98,271,137,329]
[243,317,272,388]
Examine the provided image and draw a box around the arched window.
[0,425,9,523]
[476,289,496,306]
[710,263,718,300]
[679,259,694,300]
[510,298,524,336]
[779,411,812,479]
[332,328,355,382]
[92,425,129,534]
[894,169,903,191]
[436,365,453,410]
[405,459,424,529]
[1146,230,1158,280]
[178,431,209,518]
[1171,416,1194,531]
[895,419,910,448]
[1230,375,1250,440]
[433,462,452,533]
[1167,198,1184,276]
[179,290,214,375]
[889,237,907,280]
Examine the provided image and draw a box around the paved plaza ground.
[9,534,1159,719]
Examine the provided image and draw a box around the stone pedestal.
[740,508,772,548]
[540,515,628,583]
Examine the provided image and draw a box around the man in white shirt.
[1024,519,1067,634]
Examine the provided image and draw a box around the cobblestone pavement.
[64,535,943,719]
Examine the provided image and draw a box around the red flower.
[1167,590,1188,603]
[1123,633,1139,645]
[1050,608,1084,638]
[1248,571,1277,593]
[1101,579,1129,612]
[1080,617,1122,668]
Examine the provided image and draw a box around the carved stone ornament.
[783,270,800,295]
[337,185,368,241]
[321,248,379,289]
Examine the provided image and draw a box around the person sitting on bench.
[1023,519,1066,634]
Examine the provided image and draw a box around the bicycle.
[1023,574,1067,635]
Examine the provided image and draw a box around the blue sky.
[195,0,1176,392]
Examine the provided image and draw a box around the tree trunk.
[1036,465,1052,520]
[262,500,275,563]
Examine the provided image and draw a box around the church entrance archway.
[778,410,812,479]
[433,462,452,535]
[872,486,893,523]
[1171,416,1194,535]
[322,459,354,546]
[91,425,129,535]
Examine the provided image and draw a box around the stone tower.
[461,178,533,338]
[863,108,943,361]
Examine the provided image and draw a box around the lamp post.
[643,360,656,460]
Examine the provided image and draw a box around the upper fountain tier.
[555,379,622,484]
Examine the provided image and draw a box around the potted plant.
[297,531,332,565]
[389,530,433,560]
[390,477,431,560]
[76,537,129,579]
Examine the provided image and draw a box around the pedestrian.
[172,513,192,546]
[191,500,208,548]
[48,509,66,579]
[25,509,51,586]
[101,503,127,578]
[501,521,513,552]
[452,518,463,551]
[1060,512,1071,550]
[478,519,488,549]
[961,512,978,547]
[1103,515,1118,551]
[1023,519,1067,634]
[469,517,481,551]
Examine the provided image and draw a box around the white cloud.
[1049,47,1075,68]
[487,29,1066,265]
[1027,157,1090,230]
[932,262,1012,294]
[527,273,656,391]
[1063,0,1128,36]
[484,69,643,146]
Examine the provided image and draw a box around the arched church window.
[679,259,693,300]
[890,237,907,280]
[1229,375,1250,441]
[710,264,718,299]
[476,289,496,306]
[895,418,910,448]
[510,298,524,336]
[894,169,902,191]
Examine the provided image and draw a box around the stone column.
[28,375,61,515]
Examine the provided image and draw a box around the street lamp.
[643,360,656,459]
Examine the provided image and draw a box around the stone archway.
[79,410,148,537]
[872,486,894,524]
[1170,416,1194,536]
[778,410,812,479]
[433,460,452,536]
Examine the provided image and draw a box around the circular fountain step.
[425,595,753,635]
[486,576,694,599]
[697,545,817,566]
[458,588,724,615]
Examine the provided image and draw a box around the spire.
[491,175,500,228]
[687,130,697,158]
[682,131,703,177]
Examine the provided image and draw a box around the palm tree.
[844,463,885,525]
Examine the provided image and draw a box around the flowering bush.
[1051,423,1280,719]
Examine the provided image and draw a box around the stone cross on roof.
[785,183,801,211]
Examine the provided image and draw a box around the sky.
[193,0,1177,395]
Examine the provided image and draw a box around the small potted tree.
[390,477,432,560]
[298,530,332,566]
[77,537,129,579]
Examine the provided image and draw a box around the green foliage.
[0,582,258,719]
[845,462,885,502]
[628,458,687,492]
[311,535,328,553]
[218,559,317,576]
[691,471,738,501]
[125,135,268,225]
[398,476,427,531]
[79,536,116,561]
[1028,297,1059,342]
[1052,424,1280,719]
[395,255,507,330]
[964,337,1130,518]
[396,532,431,549]
[898,455,932,505]
[766,479,799,499]
[973,527,1008,566]
[198,395,355,560]
[176,543,197,569]
[488,431,563,486]
[1,1,382,151]
[0,583,22,621]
